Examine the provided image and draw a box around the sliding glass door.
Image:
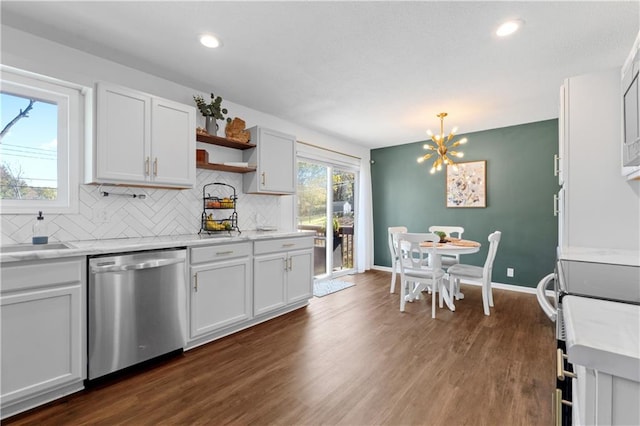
[297,160,357,279]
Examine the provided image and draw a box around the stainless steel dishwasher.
[88,248,187,380]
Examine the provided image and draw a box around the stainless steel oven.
[536,257,640,425]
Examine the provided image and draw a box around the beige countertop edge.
[0,230,316,263]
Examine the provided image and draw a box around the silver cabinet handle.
[194,273,198,292]
[288,257,292,271]
[553,154,560,177]
[553,193,559,217]
[153,158,158,176]
[282,243,295,247]
[91,257,184,273]
[145,157,150,175]
[556,349,576,381]
[261,172,266,186]
[216,250,234,255]
[283,257,288,271]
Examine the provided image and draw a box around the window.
[0,67,87,214]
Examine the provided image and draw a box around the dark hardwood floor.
[5,270,555,425]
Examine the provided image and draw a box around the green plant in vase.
[434,231,447,243]
[193,93,232,135]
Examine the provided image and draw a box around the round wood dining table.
[419,239,481,311]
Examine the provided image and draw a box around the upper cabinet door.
[243,127,295,194]
[96,83,151,184]
[91,82,195,188]
[557,84,567,187]
[151,98,196,188]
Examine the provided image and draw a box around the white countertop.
[0,230,316,263]
[559,246,640,266]
[563,295,640,382]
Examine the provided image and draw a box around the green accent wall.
[371,119,559,288]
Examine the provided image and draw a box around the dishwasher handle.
[91,257,184,274]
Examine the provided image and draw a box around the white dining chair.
[387,226,407,293]
[428,225,465,268]
[397,232,445,318]
[446,231,502,316]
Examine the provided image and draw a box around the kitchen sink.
[0,242,72,254]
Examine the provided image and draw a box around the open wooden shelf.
[196,162,256,173]
[196,133,255,150]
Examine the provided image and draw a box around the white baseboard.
[371,265,538,295]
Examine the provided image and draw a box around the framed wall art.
[446,160,486,208]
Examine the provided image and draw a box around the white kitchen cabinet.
[557,68,639,250]
[189,242,252,339]
[563,296,640,425]
[571,365,640,425]
[90,82,196,188]
[556,85,566,186]
[243,126,296,194]
[0,257,86,419]
[253,237,313,316]
[150,97,196,187]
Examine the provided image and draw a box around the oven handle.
[536,273,557,322]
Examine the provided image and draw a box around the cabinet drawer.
[190,242,251,264]
[1,258,84,293]
[254,237,314,255]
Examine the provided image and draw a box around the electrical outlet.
[507,267,514,277]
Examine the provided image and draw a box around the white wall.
[0,26,374,269]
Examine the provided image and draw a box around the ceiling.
[2,1,638,149]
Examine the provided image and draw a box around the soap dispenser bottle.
[32,211,48,245]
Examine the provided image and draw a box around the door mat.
[313,280,355,297]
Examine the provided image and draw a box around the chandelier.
[417,112,468,174]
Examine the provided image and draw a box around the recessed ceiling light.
[496,19,524,37]
[200,34,221,48]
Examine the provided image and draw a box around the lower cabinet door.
[190,257,251,338]
[286,249,313,304]
[253,253,287,316]
[1,284,83,405]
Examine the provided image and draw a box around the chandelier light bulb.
[419,112,469,174]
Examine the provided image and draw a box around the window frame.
[0,66,89,214]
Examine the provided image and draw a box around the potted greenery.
[193,93,232,135]
[434,231,447,243]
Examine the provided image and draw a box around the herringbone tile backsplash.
[0,170,281,245]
